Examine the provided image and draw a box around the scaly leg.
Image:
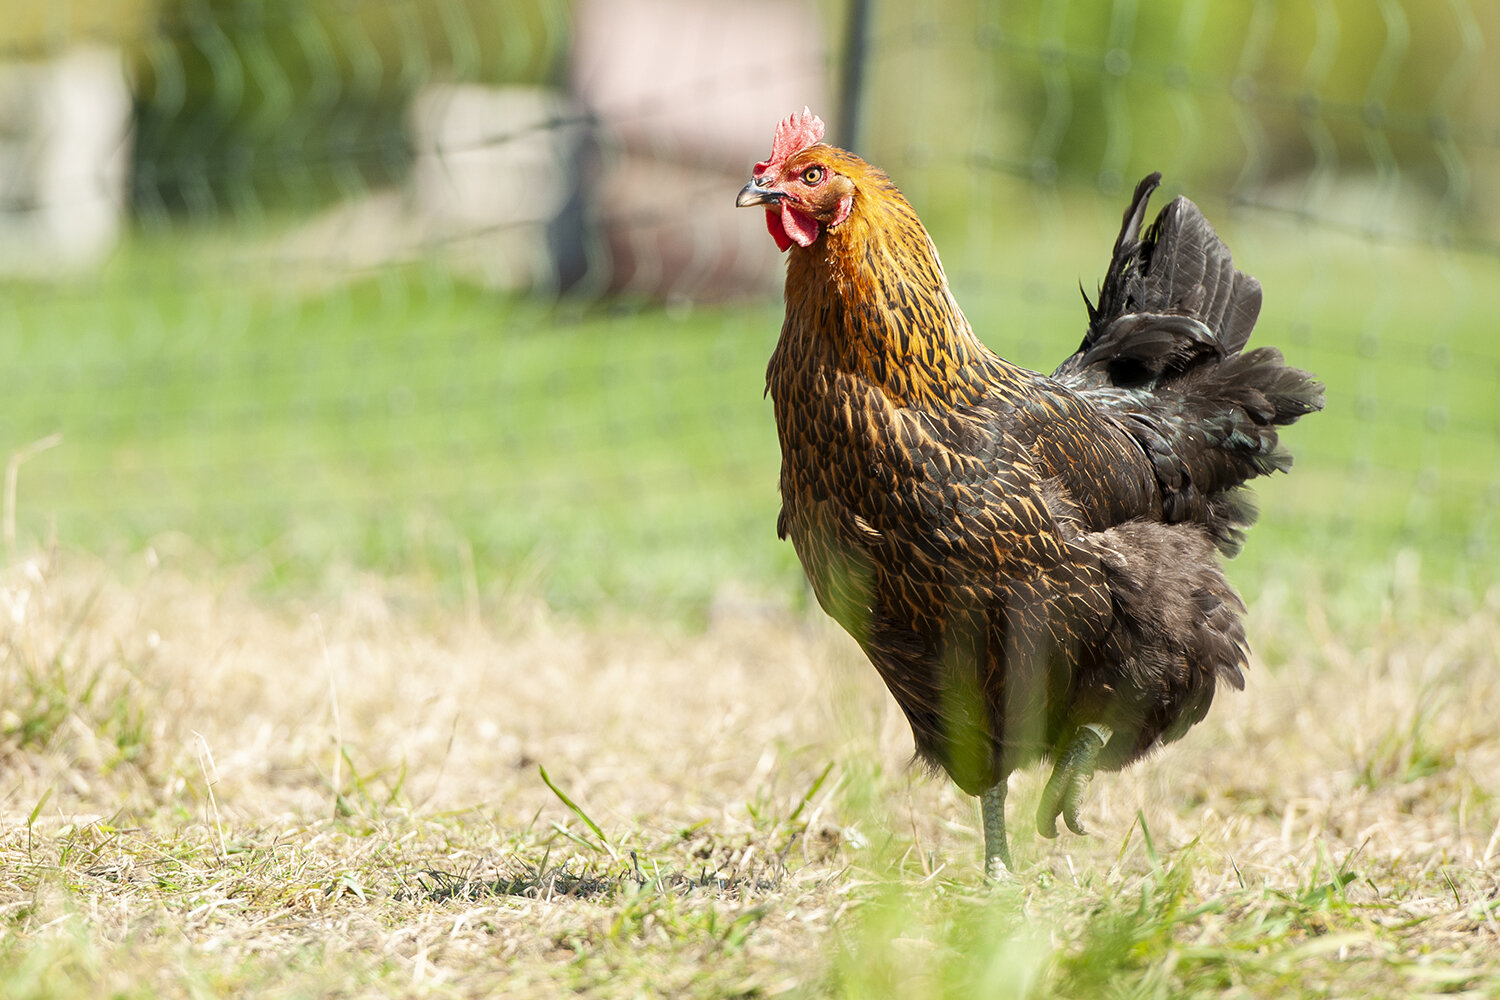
[1037,723,1112,838]
[980,779,1012,880]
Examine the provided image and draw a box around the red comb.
[755,107,825,174]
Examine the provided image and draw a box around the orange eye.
[801,165,824,185]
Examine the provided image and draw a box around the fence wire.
[2,0,1496,610]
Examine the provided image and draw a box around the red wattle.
[781,203,820,247]
[765,208,793,252]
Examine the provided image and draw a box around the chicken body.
[738,111,1323,877]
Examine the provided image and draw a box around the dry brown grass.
[1,547,1498,997]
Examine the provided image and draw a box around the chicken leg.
[1037,723,1112,838]
[980,780,1012,880]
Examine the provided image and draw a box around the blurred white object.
[573,0,828,173]
[283,86,588,294]
[0,45,131,275]
[409,85,588,293]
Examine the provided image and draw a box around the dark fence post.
[837,0,872,151]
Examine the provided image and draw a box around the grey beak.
[736,178,781,208]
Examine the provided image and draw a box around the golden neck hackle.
[776,154,1011,410]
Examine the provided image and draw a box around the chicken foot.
[1036,723,1112,838]
[979,780,1012,880]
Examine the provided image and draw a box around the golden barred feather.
[756,142,1322,801]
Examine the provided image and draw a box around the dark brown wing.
[784,381,1108,625]
[863,401,1114,647]
[974,375,1164,536]
[778,373,1118,790]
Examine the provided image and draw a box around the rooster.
[736,109,1322,879]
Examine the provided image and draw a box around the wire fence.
[2,0,1496,609]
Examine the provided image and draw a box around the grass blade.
[539,764,616,860]
[788,761,836,826]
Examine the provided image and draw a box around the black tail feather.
[1055,173,1324,555]
[1059,173,1263,387]
[1082,171,1162,332]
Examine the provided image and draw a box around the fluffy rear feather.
[1056,174,1325,554]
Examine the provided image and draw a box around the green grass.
[2,235,797,616]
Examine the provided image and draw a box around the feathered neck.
[774,168,1004,409]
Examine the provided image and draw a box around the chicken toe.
[1037,724,1111,838]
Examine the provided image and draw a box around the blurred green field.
[2,189,1500,626]
[4,206,1498,619]
[4,200,1496,619]
[3,235,791,615]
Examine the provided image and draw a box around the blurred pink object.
[571,0,830,302]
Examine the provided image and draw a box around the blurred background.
[2,0,1496,617]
